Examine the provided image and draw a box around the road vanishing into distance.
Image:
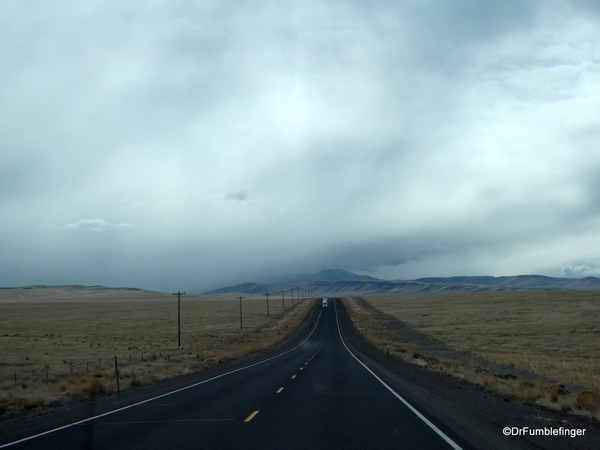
[2,299,466,450]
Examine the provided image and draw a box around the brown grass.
[576,390,599,412]
[0,286,314,416]
[548,385,570,402]
[86,379,108,396]
[342,292,600,419]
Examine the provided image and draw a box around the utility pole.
[264,292,270,317]
[237,296,245,330]
[173,291,186,347]
[281,291,285,308]
[290,288,294,305]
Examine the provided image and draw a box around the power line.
[0,264,62,285]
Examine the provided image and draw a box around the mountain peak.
[273,269,378,284]
[314,269,377,281]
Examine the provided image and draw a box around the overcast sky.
[2,0,600,292]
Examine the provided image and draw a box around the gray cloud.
[62,219,134,232]
[1,1,600,291]
[224,191,249,202]
[561,261,600,277]
[569,0,600,15]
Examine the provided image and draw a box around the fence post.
[114,356,121,398]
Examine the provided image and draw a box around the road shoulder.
[335,298,600,450]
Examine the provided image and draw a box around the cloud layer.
[2,1,600,291]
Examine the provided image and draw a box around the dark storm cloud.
[569,0,600,15]
[317,237,434,271]
[418,0,538,41]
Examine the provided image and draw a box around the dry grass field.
[0,286,314,417]
[343,291,600,419]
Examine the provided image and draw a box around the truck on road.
[322,298,329,308]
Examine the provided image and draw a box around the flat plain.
[0,286,313,416]
[344,291,600,418]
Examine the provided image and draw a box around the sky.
[2,0,600,292]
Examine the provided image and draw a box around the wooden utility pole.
[114,356,121,397]
[173,291,186,347]
[264,292,270,317]
[237,296,245,330]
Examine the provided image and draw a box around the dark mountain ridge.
[202,273,600,296]
[271,269,378,284]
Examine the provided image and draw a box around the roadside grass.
[342,292,600,420]
[0,286,314,417]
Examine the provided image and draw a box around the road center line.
[276,387,284,393]
[244,411,260,422]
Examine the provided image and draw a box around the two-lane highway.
[2,299,465,449]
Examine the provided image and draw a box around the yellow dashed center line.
[276,387,284,393]
[299,367,303,371]
[291,375,296,379]
[244,411,260,422]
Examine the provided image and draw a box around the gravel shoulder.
[336,298,600,450]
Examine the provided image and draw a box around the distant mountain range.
[272,269,378,284]
[202,269,377,295]
[200,270,600,296]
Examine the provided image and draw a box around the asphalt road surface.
[1,299,467,450]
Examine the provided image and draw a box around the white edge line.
[333,299,464,450]
[0,304,324,448]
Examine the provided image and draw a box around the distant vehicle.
[322,298,329,308]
